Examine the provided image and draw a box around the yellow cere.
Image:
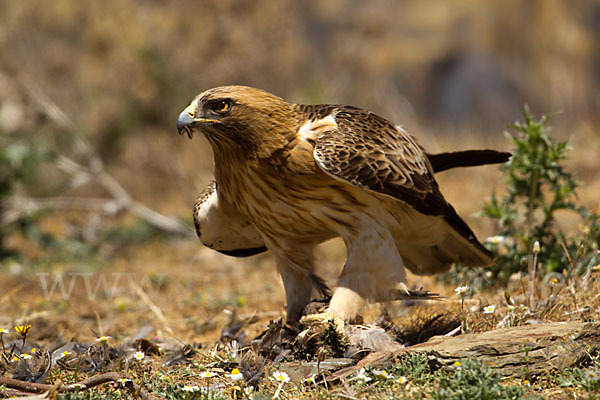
[184,103,197,118]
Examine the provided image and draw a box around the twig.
[445,325,462,336]
[530,252,538,311]
[56,155,194,237]
[130,281,174,336]
[0,373,159,400]
[13,76,195,238]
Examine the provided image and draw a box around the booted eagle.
[177,86,508,323]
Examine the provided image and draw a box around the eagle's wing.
[312,107,493,267]
[192,116,507,260]
[193,180,266,257]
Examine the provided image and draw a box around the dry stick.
[0,388,35,397]
[0,373,159,400]
[530,251,538,311]
[542,241,579,319]
[130,281,174,336]
[560,241,581,312]
[18,76,194,238]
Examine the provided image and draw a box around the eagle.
[177,86,508,323]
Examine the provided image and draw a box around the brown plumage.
[178,86,505,323]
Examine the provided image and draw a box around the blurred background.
[1,0,599,339]
[2,0,599,203]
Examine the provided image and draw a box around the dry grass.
[1,129,599,398]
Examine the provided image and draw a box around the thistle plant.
[449,107,600,288]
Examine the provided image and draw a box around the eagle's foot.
[300,310,345,336]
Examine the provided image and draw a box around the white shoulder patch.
[298,115,337,143]
[396,125,407,134]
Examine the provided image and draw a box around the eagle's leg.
[269,241,317,324]
[330,218,407,322]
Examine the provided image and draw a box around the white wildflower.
[272,370,290,383]
[199,371,217,378]
[483,305,496,314]
[372,369,392,379]
[455,286,469,296]
[230,368,244,382]
[486,236,505,244]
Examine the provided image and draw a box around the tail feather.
[427,150,511,173]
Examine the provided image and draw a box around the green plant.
[558,354,600,395]
[449,107,600,288]
[0,134,47,259]
[432,359,533,400]
[391,353,432,384]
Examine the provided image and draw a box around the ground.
[1,130,599,399]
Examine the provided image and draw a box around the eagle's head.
[177,85,294,158]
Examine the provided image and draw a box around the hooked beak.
[177,103,220,139]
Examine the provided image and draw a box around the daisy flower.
[483,305,496,314]
[486,235,505,244]
[355,368,372,382]
[182,385,200,392]
[134,351,145,361]
[396,376,408,384]
[69,383,86,390]
[230,368,244,382]
[21,353,32,360]
[591,265,600,272]
[0,328,9,334]
[96,335,112,343]
[584,370,598,380]
[454,286,469,296]
[272,370,290,383]
[117,378,132,386]
[199,371,217,379]
[372,369,392,379]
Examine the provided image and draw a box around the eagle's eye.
[212,100,231,114]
